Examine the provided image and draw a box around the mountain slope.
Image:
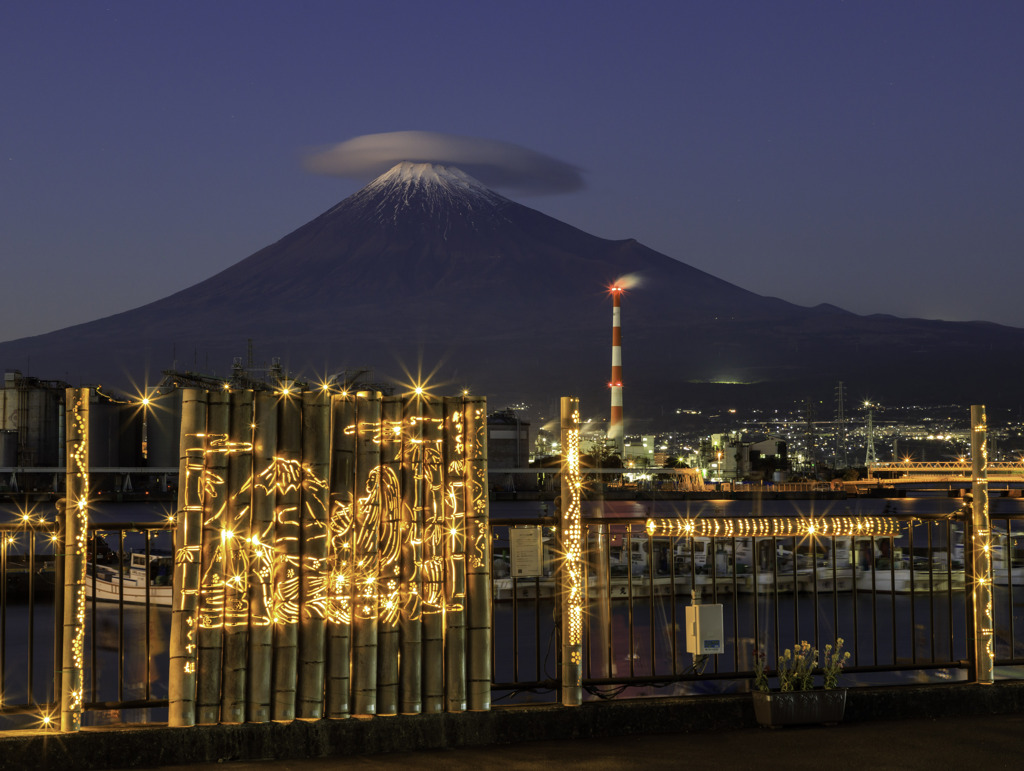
[2,162,1023,413]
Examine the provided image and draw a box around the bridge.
[857,460,1024,491]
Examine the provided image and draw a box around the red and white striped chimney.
[608,286,624,452]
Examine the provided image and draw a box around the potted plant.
[752,639,850,727]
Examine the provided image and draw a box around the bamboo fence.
[166,388,490,725]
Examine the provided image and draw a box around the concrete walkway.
[117,712,1024,770]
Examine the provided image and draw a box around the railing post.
[60,387,89,732]
[592,519,612,680]
[559,396,583,706]
[970,404,994,684]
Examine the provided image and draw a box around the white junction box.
[685,603,724,655]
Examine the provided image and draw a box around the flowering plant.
[753,638,850,692]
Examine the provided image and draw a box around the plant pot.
[752,688,847,727]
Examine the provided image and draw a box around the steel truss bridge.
[862,460,1024,489]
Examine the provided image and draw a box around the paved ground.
[117,712,1024,771]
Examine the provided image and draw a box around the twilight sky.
[3,1,1023,343]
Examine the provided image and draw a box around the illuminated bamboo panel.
[443,396,467,712]
[246,391,278,723]
[559,396,583,707]
[272,395,303,721]
[375,395,404,715]
[971,404,994,684]
[645,516,903,539]
[351,391,381,715]
[297,390,331,719]
[170,388,207,727]
[60,388,89,732]
[221,391,254,724]
[420,396,445,714]
[464,396,491,711]
[326,393,355,718]
[399,396,424,714]
[197,390,230,725]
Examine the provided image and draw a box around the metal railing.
[490,511,1024,702]
[2,509,1017,723]
[0,519,173,728]
[0,520,61,725]
[83,523,173,720]
[991,514,1024,668]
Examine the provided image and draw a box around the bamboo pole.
[443,396,467,712]
[220,390,253,723]
[351,391,381,715]
[247,391,278,723]
[970,404,994,684]
[420,396,445,713]
[60,387,89,732]
[326,393,355,718]
[196,390,230,724]
[464,396,491,711]
[52,499,66,714]
[272,393,303,721]
[399,396,424,714]
[297,390,331,719]
[375,395,404,715]
[169,388,207,727]
[560,396,584,707]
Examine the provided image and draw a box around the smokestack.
[608,286,624,453]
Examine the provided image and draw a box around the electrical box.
[685,603,724,655]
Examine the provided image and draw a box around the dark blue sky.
[3,1,1023,341]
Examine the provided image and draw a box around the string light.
[646,516,903,539]
[63,389,89,731]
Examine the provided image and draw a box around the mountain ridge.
[2,162,1023,413]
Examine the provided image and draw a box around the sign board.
[510,526,544,578]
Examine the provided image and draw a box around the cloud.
[303,131,584,194]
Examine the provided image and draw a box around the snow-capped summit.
[363,162,503,201]
[336,162,510,229]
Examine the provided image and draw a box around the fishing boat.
[86,551,173,606]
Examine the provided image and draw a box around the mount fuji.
[3,162,1023,416]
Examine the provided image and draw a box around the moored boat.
[86,551,173,606]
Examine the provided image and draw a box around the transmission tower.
[835,381,848,469]
[864,400,878,467]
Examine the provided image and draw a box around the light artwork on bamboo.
[466,403,489,572]
[645,516,903,539]
[563,410,583,649]
[444,406,467,614]
[172,390,484,715]
[970,404,994,683]
[189,449,333,631]
[560,398,584,702]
